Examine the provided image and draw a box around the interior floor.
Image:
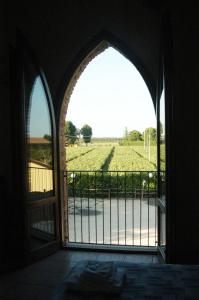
[0,250,158,300]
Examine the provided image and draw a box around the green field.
[66,144,158,171]
[65,144,163,197]
[66,146,114,170]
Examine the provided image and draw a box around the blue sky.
[29,47,156,138]
[29,77,51,137]
[66,47,156,137]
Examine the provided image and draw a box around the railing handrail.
[73,187,157,191]
[64,170,157,173]
[29,166,53,170]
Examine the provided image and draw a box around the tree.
[143,127,157,141]
[80,124,92,145]
[76,128,81,145]
[43,134,51,141]
[65,121,77,145]
[127,130,142,141]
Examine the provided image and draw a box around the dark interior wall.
[1,0,199,266]
[7,1,161,106]
[168,6,199,263]
[0,4,11,191]
[0,3,14,266]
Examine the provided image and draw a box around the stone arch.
[59,40,109,174]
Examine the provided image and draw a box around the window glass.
[28,77,54,200]
[23,51,56,250]
[160,87,166,203]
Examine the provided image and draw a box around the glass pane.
[30,203,56,249]
[160,210,166,247]
[160,87,166,204]
[26,76,55,249]
[158,82,166,253]
[28,77,54,201]
[22,51,56,250]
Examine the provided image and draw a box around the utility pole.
[148,132,151,162]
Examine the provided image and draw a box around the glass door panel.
[27,76,55,250]
[158,79,166,259]
[22,49,58,254]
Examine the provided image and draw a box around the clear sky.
[160,87,165,136]
[66,47,156,138]
[29,77,51,137]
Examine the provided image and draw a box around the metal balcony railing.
[64,170,158,247]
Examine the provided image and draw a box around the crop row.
[108,146,156,171]
[66,146,113,171]
[132,146,157,167]
[66,145,158,172]
[66,146,93,162]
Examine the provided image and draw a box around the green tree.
[80,124,92,145]
[128,130,142,141]
[65,121,77,145]
[143,127,157,141]
[43,134,51,141]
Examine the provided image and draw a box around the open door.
[20,41,59,262]
[157,66,166,261]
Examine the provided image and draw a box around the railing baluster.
[117,171,119,245]
[102,171,104,244]
[87,171,90,244]
[140,172,142,246]
[155,171,157,246]
[95,171,97,244]
[110,171,112,244]
[73,171,76,243]
[125,171,127,245]
[132,171,134,246]
[148,171,150,246]
[80,171,83,243]
[67,171,70,242]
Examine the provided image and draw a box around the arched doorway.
[59,35,162,254]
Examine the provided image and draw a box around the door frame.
[156,12,174,263]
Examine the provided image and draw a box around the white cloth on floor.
[66,260,126,294]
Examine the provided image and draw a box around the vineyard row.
[66,145,160,171]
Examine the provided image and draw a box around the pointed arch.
[58,30,157,243]
[58,30,156,119]
[59,31,156,167]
